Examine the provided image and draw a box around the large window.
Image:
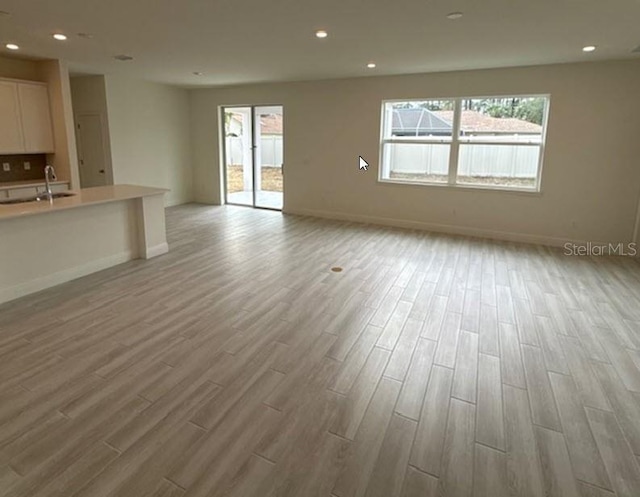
[379,96,549,191]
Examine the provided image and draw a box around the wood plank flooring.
[1,203,640,496]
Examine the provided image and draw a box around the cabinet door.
[0,81,25,153]
[18,83,55,153]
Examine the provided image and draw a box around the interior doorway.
[222,105,284,210]
[75,113,111,188]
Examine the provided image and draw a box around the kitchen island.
[0,184,168,304]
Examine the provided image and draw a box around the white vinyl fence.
[228,136,539,178]
[226,136,283,167]
[387,143,540,178]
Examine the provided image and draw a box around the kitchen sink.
[0,192,76,205]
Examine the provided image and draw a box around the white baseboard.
[284,207,584,248]
[165,198,192,207]
[0,250,136,305]
[144,242,169,259]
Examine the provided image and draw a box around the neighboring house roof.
[391,108,542,136]
[434,110,542,134]
[392,108,452,135]
[229,113,283,135]
[259,114,283,135]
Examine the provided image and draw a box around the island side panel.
[136,194,169,259]
[0,199,139,304]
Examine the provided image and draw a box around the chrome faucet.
[43,165,57,200]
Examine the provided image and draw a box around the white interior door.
[76,113,109,188]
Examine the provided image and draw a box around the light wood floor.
[2,204,640,497]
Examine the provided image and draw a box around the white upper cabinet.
[0,81,24,153]
[0,79,55,154]
[18,83,55,153]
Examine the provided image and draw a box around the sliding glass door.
[222,105,283,210]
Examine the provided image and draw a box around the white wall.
[190,60,640,246]
[71,75,109,113]
[104,76,193,206]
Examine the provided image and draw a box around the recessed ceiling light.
[446,12,463,20]
[367,62,376,69]
[113,54,134,61]
[582,45,596,52]
[52,33,67,41]
[193,71,204,76]
[315,30,328,39]
[77,33,94,39]
[6,43,19,50]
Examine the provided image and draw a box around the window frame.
[378,94,551,193]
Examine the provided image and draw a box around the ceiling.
[1,0,639,87]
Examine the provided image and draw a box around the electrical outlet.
[24,162,31,170]
[2,163,10,172]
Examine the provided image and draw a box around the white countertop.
[0,184,168,220]
[0,180,68,191]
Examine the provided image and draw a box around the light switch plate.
[2,163,10,172]
[24,162,31,170]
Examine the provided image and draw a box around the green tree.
[472,97,545,125]
[514,98,545,125]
